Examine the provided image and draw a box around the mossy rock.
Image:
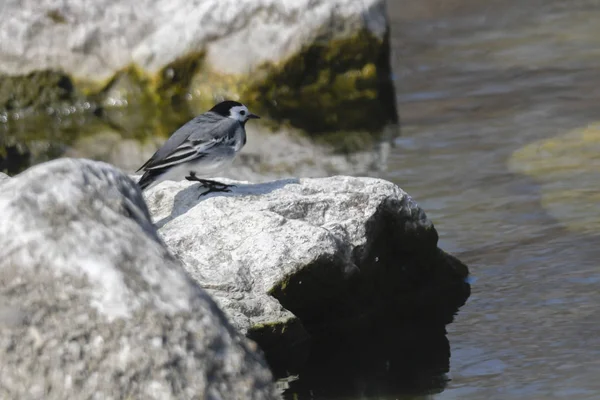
[156,51,205,109]
[0,29,398,176]
[90,65,189,141]
[189,29,398,135]
[1,29,397,137]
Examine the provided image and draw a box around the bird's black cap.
[209,100,243,117]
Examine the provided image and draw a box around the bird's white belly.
[157,148,236,183]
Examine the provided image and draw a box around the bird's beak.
[248,113,260,119]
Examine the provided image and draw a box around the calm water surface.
[385,0,600,398]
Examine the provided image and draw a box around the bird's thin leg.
[185,172,236,197]
[185,171,202,182]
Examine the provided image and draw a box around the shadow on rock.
[154,178,300,228]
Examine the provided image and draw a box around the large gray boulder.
[0,0,397,135]
[144,174,470,370]
[0,0,385,80]
[0,159,278,400]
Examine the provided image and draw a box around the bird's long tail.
[137,170,162,191]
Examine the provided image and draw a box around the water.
[384,0,600,398]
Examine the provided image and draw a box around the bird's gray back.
[141,112,240,170]
[187,112,240,142]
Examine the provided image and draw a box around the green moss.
[96,65,158,109]
[248,320,291,336]
[156,51,205,109]
[45,9,68,24]
[251,29,397,134]
[276,276,290,294]
[92,66,162,140]
[92,62,200,141]
[0,70,79,112]
[188,70,249,112]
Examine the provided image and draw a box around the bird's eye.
[240,110,246,116]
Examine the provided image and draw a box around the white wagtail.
[137,100,259,194]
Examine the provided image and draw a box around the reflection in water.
[0,106,196,176]
[283,324,451,399]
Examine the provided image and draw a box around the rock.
[0,0,383,79]
[0,0,398,134]
[144,174,470,373]
[0,158,278,400]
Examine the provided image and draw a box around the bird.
[136,100,259,195]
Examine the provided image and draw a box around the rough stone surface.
[0,0,398,137]
[0,158,277,400]
[146,176,394,331]
[144,175,469,363]
[0,0,386,80]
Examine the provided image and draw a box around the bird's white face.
[228,105,260,122]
